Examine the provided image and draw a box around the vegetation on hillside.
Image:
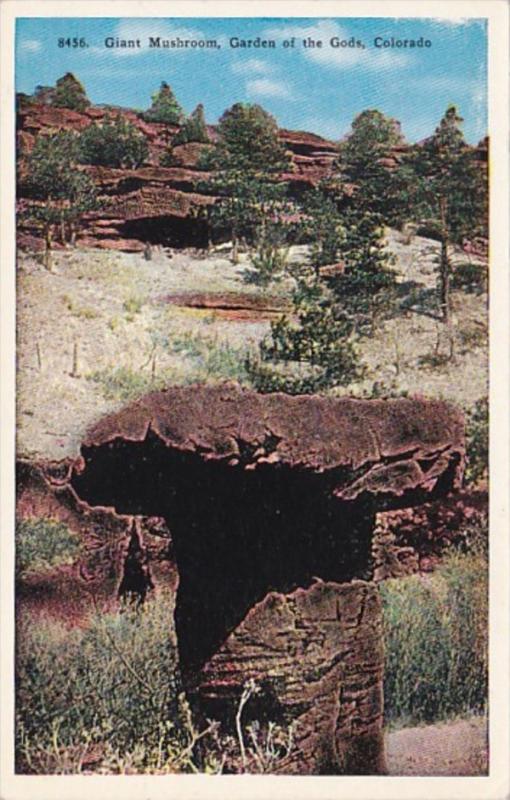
[78,115,149,169]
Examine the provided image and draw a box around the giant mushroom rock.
[69,382,464,775]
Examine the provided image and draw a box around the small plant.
[123,296,143,317]
[62,295,98,319]
[16,518,81,578]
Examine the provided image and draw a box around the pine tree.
[78,115,149,169]
[328,209,397,334]
[250,275,359,394]
[143,82,183,124]
[20,131,97,268]
[300,184,345,277]
[339,109,409,225]
[51,73,90,112]
[410,105,487,322]
[203,103,290,262]
[173,103,210,145]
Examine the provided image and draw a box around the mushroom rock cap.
[75,383,464,508]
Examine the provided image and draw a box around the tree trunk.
[60,215,67,246]
[231,233,239,265]
[439,197,450,324]
[43,224,54,272]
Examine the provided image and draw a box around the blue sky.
[16,17,487,143]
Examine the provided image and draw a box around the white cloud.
[246,78,294,100]
[19,39,41,53]
[264,20,411,70]
[231,58,273,76]
[429,17,484,28]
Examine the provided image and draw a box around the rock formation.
[16,100,339,252]
[41,382,464,774]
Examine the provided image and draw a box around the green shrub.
[244,226,289,287]
[15,594,198,774]
[172,103,209,146]
[168,332,250,383]
[465,398,488,485]
[78,116,149,169]
[88,366,164,402]
[381,548,488,727]
[16,518,81,578]
[123,295,144,316]
[452,261,487,294]
[143,82,183,125]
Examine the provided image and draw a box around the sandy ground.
[16,230,488,460]
[386,715,488,776]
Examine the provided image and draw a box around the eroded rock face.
[59,383,464,774]
[16,102,339,251]
[198,580,385,775]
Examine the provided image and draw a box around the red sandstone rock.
[78,383,464,507]
[95,238,145,252]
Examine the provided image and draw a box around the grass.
[123,295,144,318]
[87,366,166,403]
[87,332,252,404]
[62,294,99,320]
[381,546,488,729]
[15,593,196,774]
[16,518,81,578]
[15,592,296,775]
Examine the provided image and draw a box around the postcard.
[1,2,508,799]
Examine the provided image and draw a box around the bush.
[244,224,289,286]
[16,518,81,578]
[78,116,148,169]
[88,366,164,403]
[465,398,488,485]
[16,594,200,774]
[451,261,487,294]
[380,547,488,727]
[16,593,297,774]
[168,332,250,383]
[52,73,89,112]
[248,277,361,394]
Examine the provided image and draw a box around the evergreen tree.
[78,115,149,169]
[51,73,90,112]
[410,105,487,322]
[20,131,97,268]
[339,109,410,225]
[328,209,397,334]
[143,82,183,124]
[173,103,210,145]
[299,184,345,277]
[249,275,359,394]
[203,103,290,261]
